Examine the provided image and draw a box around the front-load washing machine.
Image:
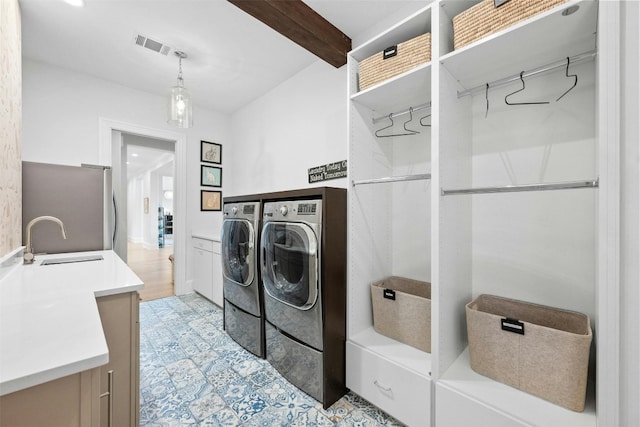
[260,192,347,408]
[221,200,263,358]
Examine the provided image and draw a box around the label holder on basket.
[383,289,396,300]
[501,318,525,335]
[383,45,398,60]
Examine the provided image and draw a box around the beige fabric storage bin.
[358,33,431,91]
[371,276,431,353]
[466,294,592,412]
[453,0,567,50]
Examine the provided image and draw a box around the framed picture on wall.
[201,190,222,211]
[201,140,222,164]
[201,165,222,187]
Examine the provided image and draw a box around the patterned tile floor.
[140,294,405,426]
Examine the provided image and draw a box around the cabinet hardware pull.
[100,370,114,427]
[374,380,392,393]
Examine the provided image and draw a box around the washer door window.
[221,219,255,286]
[261,222,318,310]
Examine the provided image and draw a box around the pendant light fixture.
[168,51,193,128]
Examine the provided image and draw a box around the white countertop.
[0,250,143,396]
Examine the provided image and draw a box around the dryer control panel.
[263,199,322,223]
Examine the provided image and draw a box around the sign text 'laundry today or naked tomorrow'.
[308,160,347,183]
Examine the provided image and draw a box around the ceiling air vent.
[134,34,171,56]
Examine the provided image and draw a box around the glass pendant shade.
[168,81,193,128]
[167,51,193,128]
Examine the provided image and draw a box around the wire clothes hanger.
[375,108,420,138]
[485,83,490,118]
[504,71,550,106]
[419,107,431,127]
[556,57,577,102]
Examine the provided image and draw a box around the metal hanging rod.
[372,102,432,124]
[457,50,597,99]
[353,173,432,186]
[441,177,599,196]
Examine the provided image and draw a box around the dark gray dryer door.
[221,218,259,316]
[261,221,318,310]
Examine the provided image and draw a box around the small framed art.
[201,140,222,164]
[201,165,222,187]
[201,190,222,211]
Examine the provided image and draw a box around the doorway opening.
[124,134,176,301]
[98,118,188,299]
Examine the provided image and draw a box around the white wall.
[470,63,596,320]
[620,1,640,424]
[228,60,348,195]
[391,132,431,281]
[22,59,231,289]
[23,59,228,235]
[128,166,174,249]
[148,169,161,248]
[127,177,143,243]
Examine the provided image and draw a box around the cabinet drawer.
[346,341,430,427]
[192,237,214,252]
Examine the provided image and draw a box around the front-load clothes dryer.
[260,190,347,409]
[221,200,264,358]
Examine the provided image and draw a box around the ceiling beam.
[227,0,352,68]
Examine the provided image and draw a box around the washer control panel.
[223,202,259,221]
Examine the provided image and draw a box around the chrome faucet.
[24,216,67,264]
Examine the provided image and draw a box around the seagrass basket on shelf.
[453,0,567,50]
[358,32,431,91]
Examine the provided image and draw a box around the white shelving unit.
[433,1,602,425]
[347,1,619,426]
[347,5,433,427]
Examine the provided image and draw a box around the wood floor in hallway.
[127,242,174,301]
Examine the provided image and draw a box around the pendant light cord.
[175,51,187,87]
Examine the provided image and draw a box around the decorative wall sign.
[201,190,222,211]
[201,140,222,164]
[308,160,347,183]
[201,165,222,187]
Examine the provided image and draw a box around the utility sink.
[40,255,104,266]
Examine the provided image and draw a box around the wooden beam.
[228,0,351,68]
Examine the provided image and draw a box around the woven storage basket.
[371,276,431,353]
[466,294,592,412]
[453,0,567,50]
[359,33,431,91]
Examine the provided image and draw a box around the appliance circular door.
[261,221,318,310]
[221,218,255,286]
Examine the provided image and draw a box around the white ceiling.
[126,144,174,179]
[19,0,422,114]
